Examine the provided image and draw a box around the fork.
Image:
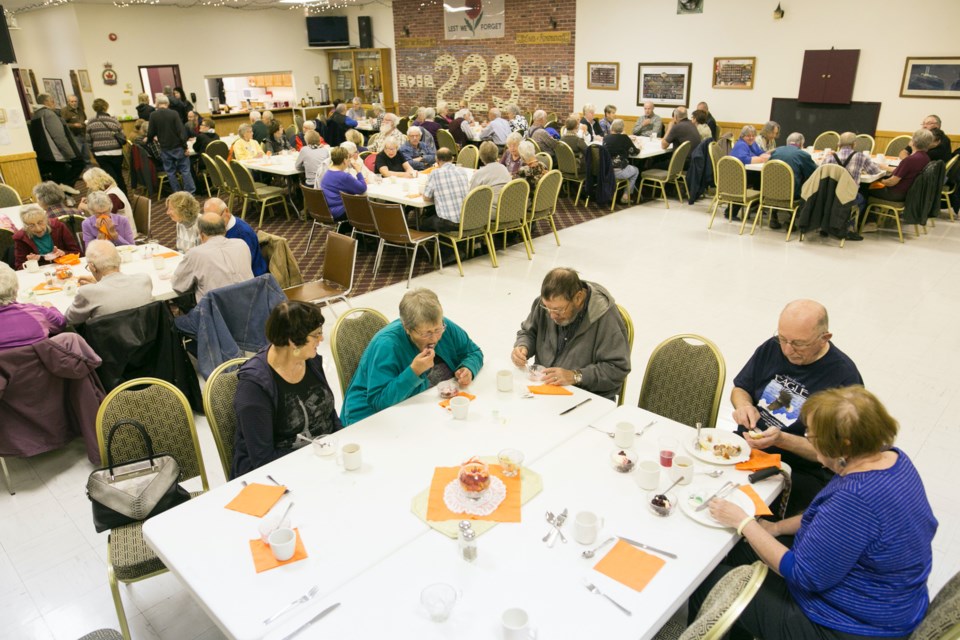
[263,584,321,625]
[266,474,291,495]
[583,581,632,616]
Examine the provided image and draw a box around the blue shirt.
[226,216,268,277]
[320,169,367,221]
[399,141,435,170]
[781,449,936,637]
[480,118,512,145]
[731,139,765,165]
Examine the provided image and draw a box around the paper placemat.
[527,385,574,396]
[735,449,781,471]
[249,528,308,573]
[738,485,774,517]
[225,483,286,517]
[412,460,542,539]
[593,540,666,592]
[426,464,520,522]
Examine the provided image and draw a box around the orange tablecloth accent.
[739,485,774,517]
[154,251,180,259]
[225,483,286,517]
[438,391,476,408]
[249,528,308,573]
[594,540,666,592]
[735,449,781,471]
[426,464,521,522]
[527,384,574,396]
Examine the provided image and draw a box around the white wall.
[0,65,34,154]
[575,0,960,131]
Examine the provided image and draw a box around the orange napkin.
[739,485,774,517]
[735,449,781,471]
[527,385,574,396]
[593,540,666,592]
[420,166,436,175]
[54,254,81,265]
[224,483,286,517]
[249,528,308,573]
[426,464,521,522]
[32,283,62,292]
[154,251,180,259]
[869,181,886,190]
[438,391,477,408]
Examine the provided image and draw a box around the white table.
[16,244,184,315]
[241,154,303,218]
[366,169,476,210]
[745,160,885,184]
[628,137,672,161]
[143,371,784,640]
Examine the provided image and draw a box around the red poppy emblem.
[465,0,482,19]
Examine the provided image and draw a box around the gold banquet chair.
[555,140,586,206]
[300,183,343,258]
[637,334,726,429]
[853,134,875,154]
[231,160,290,227]
[95,378,209,640]
[884,135,912,158]
[707,157,759,230]
[940,155,958,222]
[525,169,563,250]
[491,178,532,260]
[616,304,634,407]
[812,130,840,151]
[330,307,389,394]
[755,159,798,238]
[436,128,459,156]
[438,185,496,275]
[456,145,479,170]
[0,183,22,207]
[637,140,691,208]
[908,569,960,640]
[535,152,553,171]
[202,357,248,479]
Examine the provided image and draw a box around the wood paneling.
[0,152,41,202]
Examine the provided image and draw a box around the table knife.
[280,603,340,640]
[618,536,677,559]
[695,481,735,511]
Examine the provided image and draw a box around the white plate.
[680,486,756,529]
[684,429,750,465]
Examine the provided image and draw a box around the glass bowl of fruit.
[458,457,491,500]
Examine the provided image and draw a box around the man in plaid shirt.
[821,132,890,213]
[422,148,469,232]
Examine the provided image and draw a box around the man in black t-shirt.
[731,299,863,515]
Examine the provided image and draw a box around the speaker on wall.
[358,16,373,49]
[0,6,17,65]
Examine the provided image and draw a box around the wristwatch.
[572,370,583,385]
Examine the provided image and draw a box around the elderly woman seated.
[500,131,524,176]
[295,130,331,188]
[31,181,82,220]
[341,288,483,425]
[165,191,201,253]
[375,140,415,178]
[692,386,937,640]
[757,120,781,153]
[231,123,265,161]
[79,167,135,232]
[0,262,65,350]
[517,140,547,192]
[80,191,134,247]
[264,121,292,155]
[731,125,770,165]
[232,301,341,478]
[13,204,81,269]
[321,146,367,221]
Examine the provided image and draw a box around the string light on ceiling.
[7,0,389,13]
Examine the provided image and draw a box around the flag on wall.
[444,0,505,40]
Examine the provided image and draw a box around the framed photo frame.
[712,57,756,90]
[78,69,92,93]
[42,78,67,108]
[587,62,619,91]
[637,63,692,108]
[18,68,35,98]
[899,57,960,99]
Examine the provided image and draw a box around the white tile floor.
[4,195,960,639]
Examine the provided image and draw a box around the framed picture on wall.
[899,57,960,99]
[587,62,619,91]
[712,57,756,90]
[18,68,35,99]
[637,63,692,108]
[42,78,67,107]
[78,69,92,93]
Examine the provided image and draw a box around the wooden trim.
[0,152,39,163]
[0,152,41,202]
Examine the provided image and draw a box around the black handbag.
[86,419,191,533]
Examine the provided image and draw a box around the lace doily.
[442,476,507,516]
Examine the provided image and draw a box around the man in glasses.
[731,299,863,514]
[511,267,630,401]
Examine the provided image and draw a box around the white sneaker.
[59,183,80,195]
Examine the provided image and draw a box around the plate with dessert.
[680,485,756,528]
[684,429,750,465]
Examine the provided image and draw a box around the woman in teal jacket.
[341,288,483,425]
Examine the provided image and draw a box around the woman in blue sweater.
[341,288,483,425]
[320,145,367,221]
[696,386,937,640]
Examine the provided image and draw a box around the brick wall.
[392,0,576,117]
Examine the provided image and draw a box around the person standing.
[146,95,195,194]
[28,94,82,187]
[85,98,129,194]
[61,95,92,169]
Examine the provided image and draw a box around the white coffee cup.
[497,369,513,392]
[312,433,338,457]
[23,259,40,273]
[502,608,538,639]
[341,443,362,471]
[613,422,635,448]
[670,455,694,485]
[450,395,470,420]
[152,256,165,271]
[634,460,660,490]
[573,511,604,545]
[63,281,78,296]
[267,527,296,561]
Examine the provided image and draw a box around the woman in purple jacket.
[320,146,367,221]
[0,262,66,350]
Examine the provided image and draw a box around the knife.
[280,603,341,640]
[618,536,677,559]
[695,481,736,512]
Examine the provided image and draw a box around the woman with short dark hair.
[264,121,292,155]
[232,301,341,478]
[85,98,128,193]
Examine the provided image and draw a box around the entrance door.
[139,64,183,102]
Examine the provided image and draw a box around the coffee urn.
[318,83,330,104]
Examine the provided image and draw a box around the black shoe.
[820,230,829,237]
[769,217,782,230]
[844,231,864,241]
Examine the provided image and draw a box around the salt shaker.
[459,527,477,563]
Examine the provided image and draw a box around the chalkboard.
[770,98,881,147]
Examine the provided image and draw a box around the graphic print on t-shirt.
[757,374,810,431]
[276,383,333,451]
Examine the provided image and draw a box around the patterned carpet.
[139,181,628,297]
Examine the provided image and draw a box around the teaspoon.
[582,537,616,559]
[698,470,724,478]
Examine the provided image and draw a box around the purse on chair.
[86,419,191,533]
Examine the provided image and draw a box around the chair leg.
[240,197,249,221]
[434,237,444,273]
[574,182,584,207]
[707,197,721,229]
[658,182,669,209]
[0,457,13,494]
[303,221,317,259]
[449,239,464,276]
[548,215,560,246]
[485,232,498,268]
[738,201,755,235]
[108,556,132,640]
[372,239,386,276]
[406,243,418,288]
[785,208,799,242]
[258,201,268,228]
[749,206,766,236]
[518,225,533,259]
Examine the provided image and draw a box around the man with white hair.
[632,101,662,137]
[146,95,195,194]
[28,94,82,187]
[420,107,443,141]
[203,197,268,277]
[290,120,319,151]
[480,108,511,146]
[400,126,436,171]
[770,133,819,197]
[369,113,406,153]
[525,110,557,157]
[64,240,153,325]
[505,104,528,135]
[250,110,267,142]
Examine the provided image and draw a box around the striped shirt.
[423,163,469,223]
[780,448,937,636]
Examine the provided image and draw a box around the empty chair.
[58,213,87,251]
[284,232,357,316]
[638,140,691,208]
[616,304,634,406]
[340,192,379,244]
[369,201,441,288]
[638,334,726,428]
[200,153,226,203]
[0,183,22,207]
[490,178,532,260]
[202,357,247,479]
[555,140,586,206]
[456,145,479,169]
[853,134,875,154]
[884,135,912,158]
[756,159,798,237]
[437,185,495,275]
[535,152,553,171]
[230,160,289,227]
[708,156,760,230]
[812,131,840,151]
[205,139,229,160]
[214,156,241,209]
[129,194,152,243]
[329,307,389,393]
[300,183,343,258]
[436,128,459,156]
[526,169,563,249]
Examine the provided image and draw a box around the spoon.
[270,501,295,534]
[582,537,616,559]
[654,477,683,503]
[698,470,724,478]
[542,511,557,543]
